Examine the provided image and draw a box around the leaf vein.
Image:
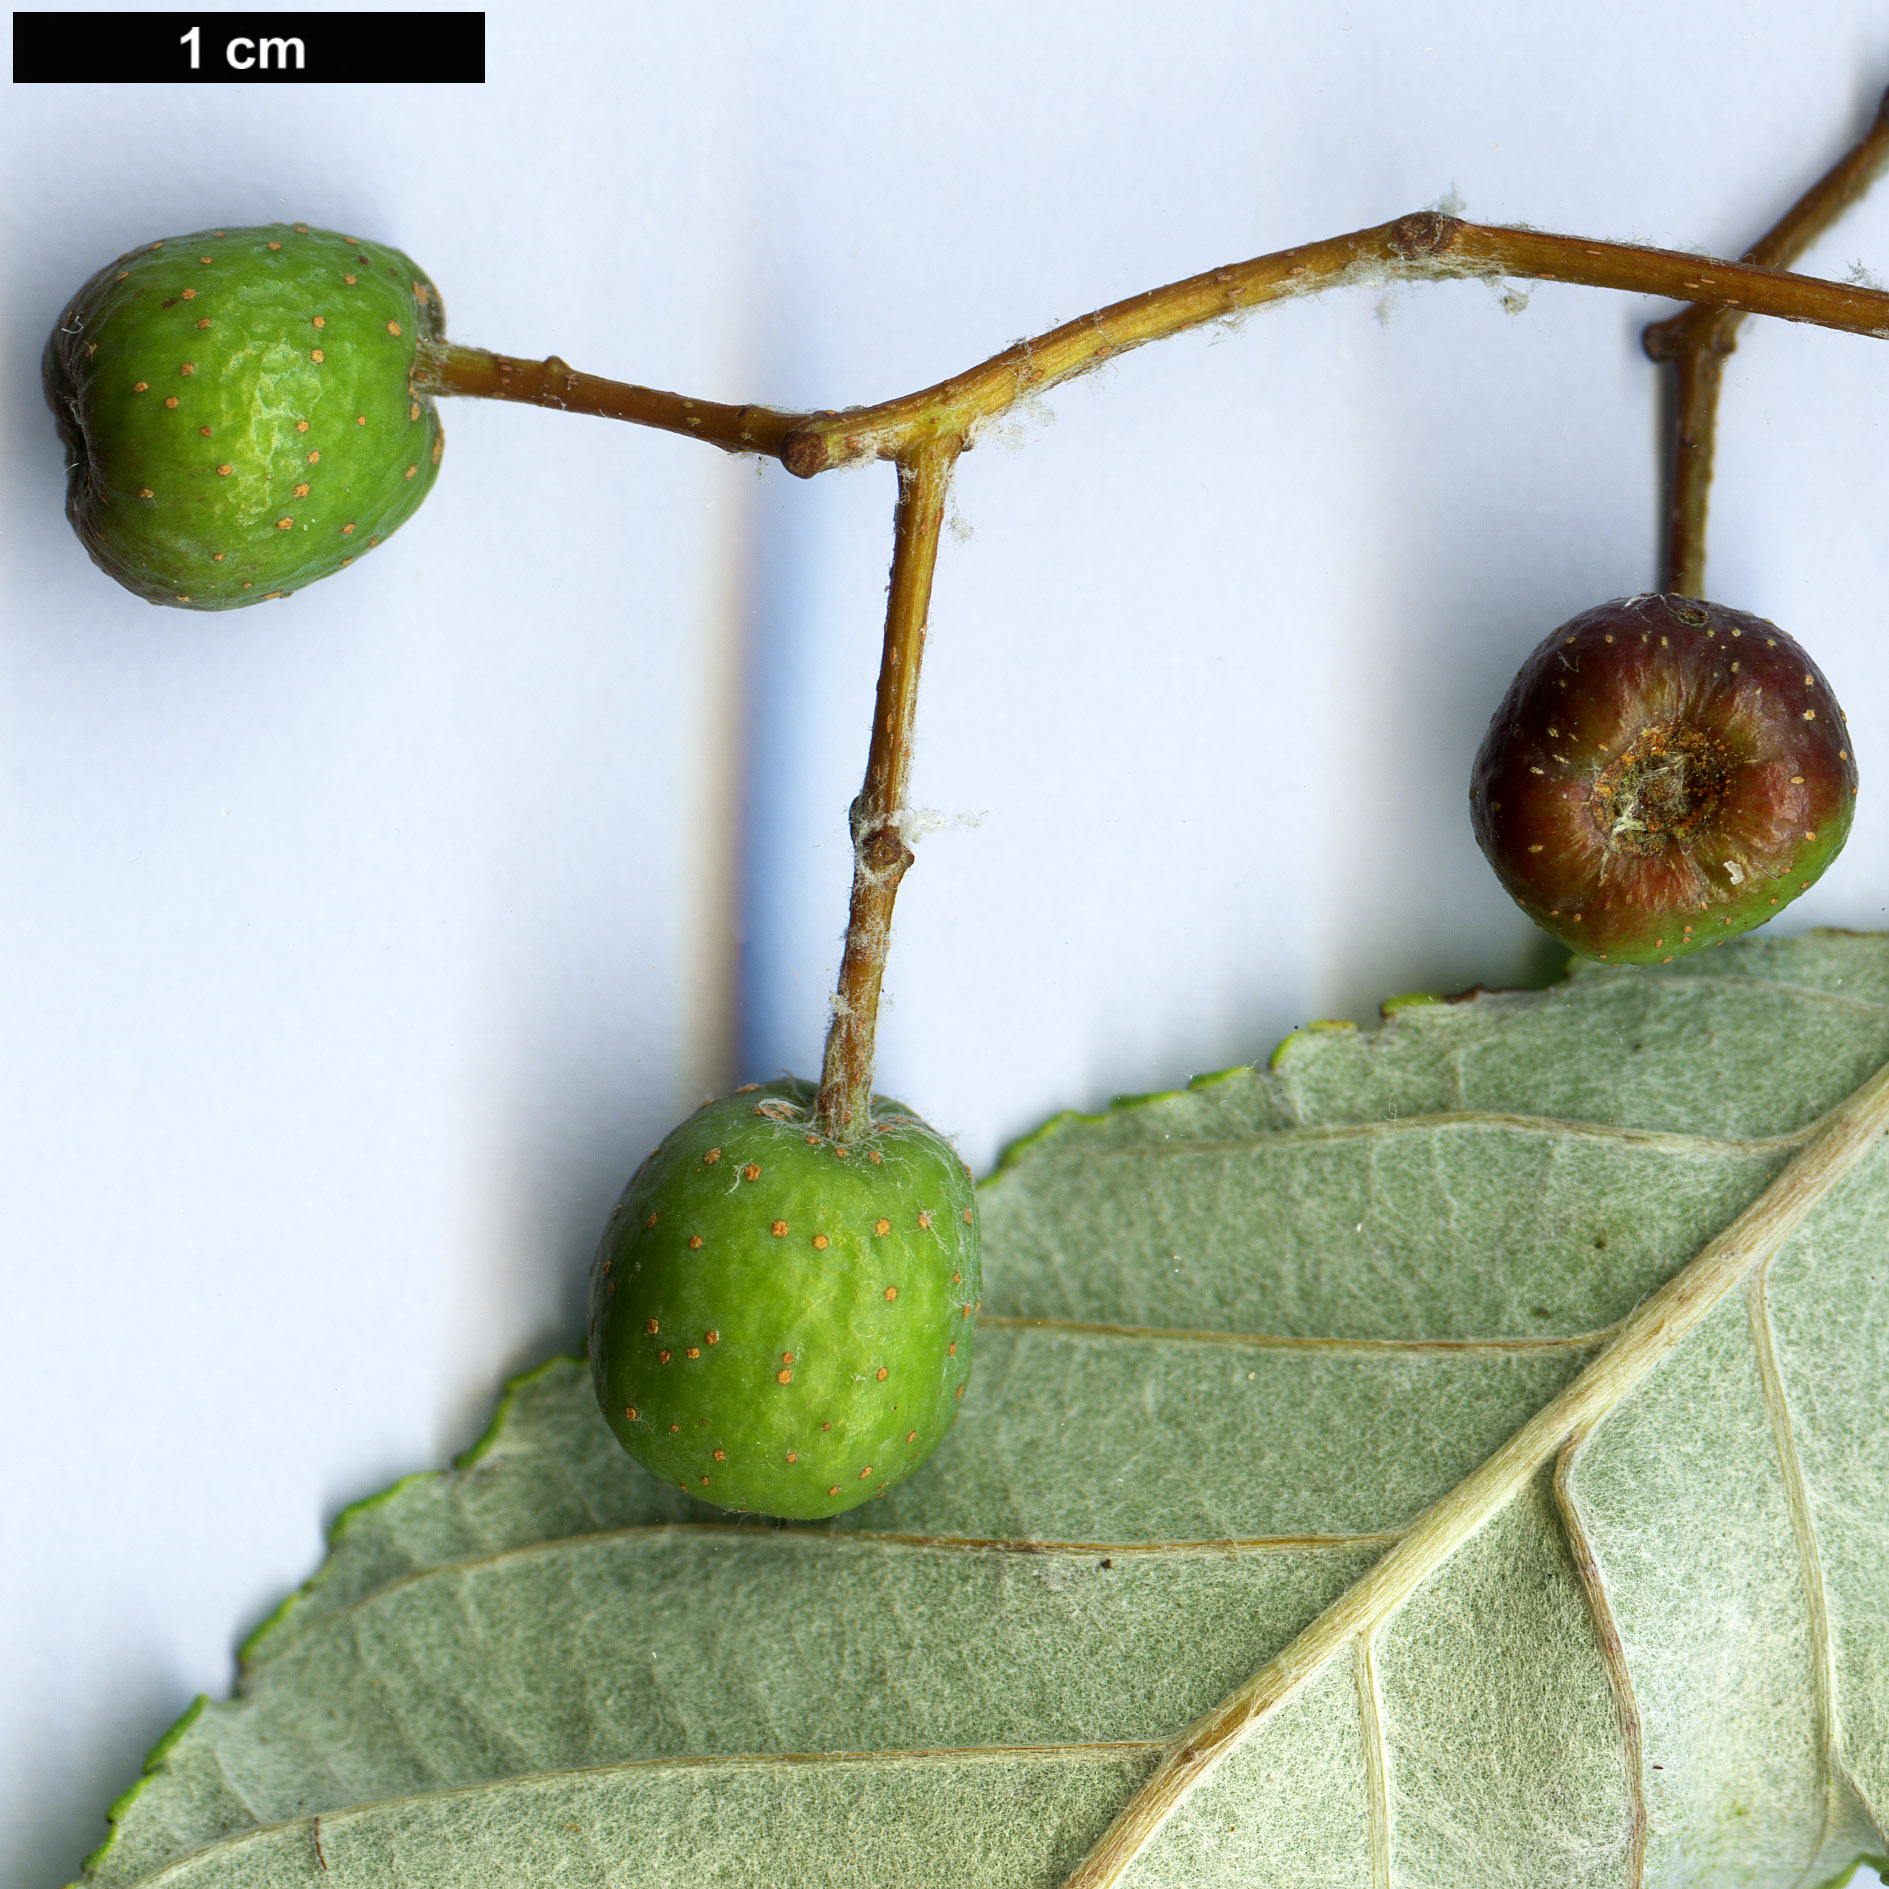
[1552,1421,1647,1888]
[1747,1269,1843,1884]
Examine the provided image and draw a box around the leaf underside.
[80,932,1889,1889]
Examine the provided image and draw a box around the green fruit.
[43,223,446,610]
[588,1079,981,1520]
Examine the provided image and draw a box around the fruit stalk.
[1644,85,1889,596]
[415,339,801,458]
[815,440,960,1145]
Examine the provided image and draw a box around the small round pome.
[43,223,447,611]
[1470,595,1857,962]
[587,1078,981,1521]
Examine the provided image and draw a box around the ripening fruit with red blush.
[1469,594,1857,964]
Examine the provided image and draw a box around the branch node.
[860,822,914,883]
[1388,210,1462,262]
[782,427,833,479]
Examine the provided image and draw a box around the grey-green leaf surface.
[78,933,1889,1888]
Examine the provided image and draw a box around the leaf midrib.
[1059,1037,1889,1887]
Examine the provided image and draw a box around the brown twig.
[780,216,1889,475]
[813,440,959,1143]
[1644,87,1889,595]
[415,197,1889,1141]
[417,218,1889,485]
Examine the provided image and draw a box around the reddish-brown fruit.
[1469,595,1857,964]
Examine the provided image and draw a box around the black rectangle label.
[13,11,485,82]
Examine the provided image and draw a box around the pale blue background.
[5,2,1889,1883]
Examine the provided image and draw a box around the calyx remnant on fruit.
[1469,594,1857,963]
[587,1078,980,1520]
[43,224,446,610]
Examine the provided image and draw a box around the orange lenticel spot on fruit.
[771,1220,788,1237]
[293,483,310,498]
[812,1235,829,1251]
[342,524,355,536]
[918,1212,933,1230]
[133,381,149,393]
[658,1350,671,1364]
[884,1286,898,1302]
[744,1163,761,1182]
[624,1406,637,1420]
[164,396,179,409]
[388,321,402,336]
[907,1430,918,1442]
[687,1347,699,1359]
[137,487,154,499]
[706,1330,719,1344]
[876,1367,888,1381]
[787,1451,798,1462]
[828,1486,840,1496]
[713,1449,724,1462]
[874,1218,891,1236]
[276,518,293,530]
[646,1212,658,1228]
[688,1235,703,1250]
[310,350,324,363]
[645,1319,659,1334]
[777,1369,793,1385]
[704,1148,721,1164]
